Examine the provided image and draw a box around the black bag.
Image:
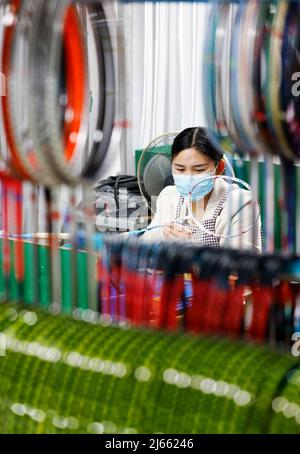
[94,175,149,232]
[94,175,146,211]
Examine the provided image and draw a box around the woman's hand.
[163,222,192,240]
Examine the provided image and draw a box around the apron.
[175,189,232,247]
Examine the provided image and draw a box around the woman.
[143,127,262,251]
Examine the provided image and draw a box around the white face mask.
[172,171,215,200]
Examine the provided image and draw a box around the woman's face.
[172,147,216,175]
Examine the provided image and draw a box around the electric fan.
[137,132,178,214]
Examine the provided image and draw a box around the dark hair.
[171,127,223,163]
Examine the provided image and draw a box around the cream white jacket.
[142,178,262,252]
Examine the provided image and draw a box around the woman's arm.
[141,189,167,241]
[217,192,262,252]
[142,186,181,242]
